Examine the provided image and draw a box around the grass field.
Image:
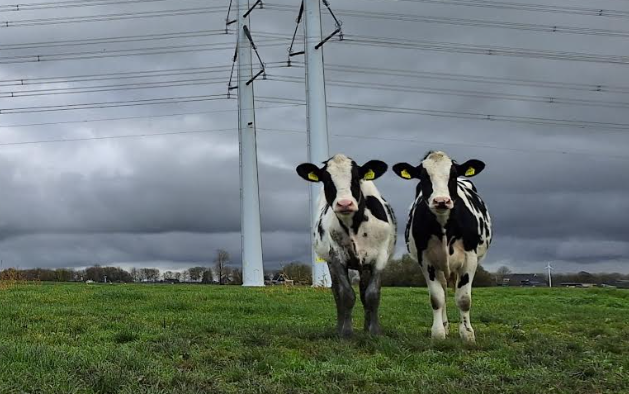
[0,283,628,394]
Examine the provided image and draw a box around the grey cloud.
[0,0,627,273]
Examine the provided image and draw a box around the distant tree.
[137,268,160,282]
[381,254,425,287]
[173,272,182,282]
[473,265,495,287]
[201,269,214,284]
[214,249,230,285]
[54,269,74,282]
[85,265,104,282]
[188,267,205,282]
[281,262,312,285]
[130,268,140,282]
[495,266,512,284]
[231,268,243,285]
[163,271,175,280]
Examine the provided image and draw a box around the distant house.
[613,280,629,289]
[270,273,294,286]
[501,273,547,287]
[559,282,591,288]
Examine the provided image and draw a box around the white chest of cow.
[314,181,396,271]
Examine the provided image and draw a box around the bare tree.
[495,266,512,284]
[214,249,230,285]
[201,269,214,284]
[188,267,205,282]
[231,268,243,285]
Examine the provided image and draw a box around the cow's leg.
[422,262,447,340]
[456,253,478,343]
[327,260,355,338]
[359,264,382,335]
[437,270,449,335]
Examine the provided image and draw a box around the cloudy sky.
[0,0,628,274]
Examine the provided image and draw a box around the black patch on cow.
[430,295,440,310]
[427,265,436,281]
[409,179,491,261]
[337,217,350,235]
[366,196,388,223]
[363,233,368,237]
[458,273,470,289]
[317,220,324,238]
[350,196,367,234]
[458,295,471,312]
[350,161,362,202]
[449,243,454,255]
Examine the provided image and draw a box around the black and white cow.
[392,151,492,343]
[296,154,396,337]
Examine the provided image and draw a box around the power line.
[1,76,230,98]
[0,62,288,88]
[0,128,238,147]
[0,30,229,51]
[0,94,231,114]
[1,6,228,28]
[0,104,302,129]
[0,39,288,65]
[267,74,629,110]
[340,34,629,65]
[265,3,629,38]
[257,128,629,161]
[0,64,233,87]
[354,0,629,20]
[0,0,197,12]
[257,96,629,132]
[306,62,629,95]
[259,31,629,65]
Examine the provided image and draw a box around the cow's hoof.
[459,324,476,343]
[431,326,447,340]
[339,329,353,339]
[366,326,382,336]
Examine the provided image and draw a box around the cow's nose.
[433,197,452,208]
[336,199,354,209]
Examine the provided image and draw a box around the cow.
[392,151,492,343]
[296,154,396,337]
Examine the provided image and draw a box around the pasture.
[0,283,627,394]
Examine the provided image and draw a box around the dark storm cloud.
[0,0,627,273]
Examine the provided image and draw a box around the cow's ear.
[296,163,322,183]
[360,160,388,181]
[455,159,485,177]
[392,162,420,180]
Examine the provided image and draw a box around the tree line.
[1,251,627,286]
[0,249,242,284]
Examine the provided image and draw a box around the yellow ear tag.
[308,172,319,181]
[315,256,326,263]
[401,169,412,179]
[465,167,476,176]
[364,169,376,180]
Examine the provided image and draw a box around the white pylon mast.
[304,0,331,287]
[545,263,554,288]
[237,0,264,286]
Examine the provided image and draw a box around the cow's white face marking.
[326,154,359,215]
[422,151,455,215]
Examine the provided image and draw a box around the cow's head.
[393,151,485,215]
[296,154,387,216]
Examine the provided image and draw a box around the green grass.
[1,283,628,394]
